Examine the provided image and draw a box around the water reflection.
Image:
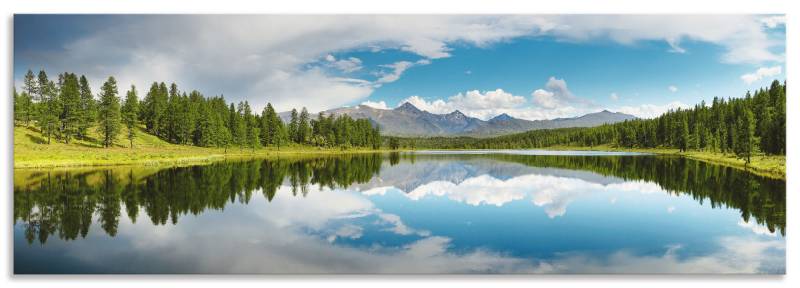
[13,152,785,273]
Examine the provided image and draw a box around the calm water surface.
[13,151,785,274]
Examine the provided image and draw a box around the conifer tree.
[97,77,122,148]
[121,85,139,148]
[14,87,33,126]
[298,107,310,144]
[37,71,60,144]
[734,104,755,163]
[77,75,96,139]
[59,73,81,143]
[288,108,299,143]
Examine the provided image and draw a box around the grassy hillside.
[13,125,385,168]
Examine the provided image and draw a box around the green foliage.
[298,107,311,144]
[308,112,382,149]
[288,108,299,143]
[77,75,96,139]
[388,137,400,150]
[400,81,786,157]
[14,87,34,126]
[36,70,61,144]
[22,69,387,152]
[231,103,247,147]
[97,76,122,148]
[140,82,169,137]
[734,101,756,163]
[121,85,140,148]
[679,114,689,152]
[59,73,81,144]
[260,103,286,147]
[17,70,37,126]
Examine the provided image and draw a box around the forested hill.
[280,102,636,137]
[13,69,382,150]
[394,80,786,163]
[12,67,785,163]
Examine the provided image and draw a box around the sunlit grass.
[544,144,785,179]
[14,126,784,179]
[13,125,393,169]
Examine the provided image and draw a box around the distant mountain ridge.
[280,103,636,137]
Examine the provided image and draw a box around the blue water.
[13,151,785,274]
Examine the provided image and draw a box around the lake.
[13,151,786,274]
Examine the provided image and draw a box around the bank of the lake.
[13,125,396,169]
[542,145,785,179]
[14,126,785,179]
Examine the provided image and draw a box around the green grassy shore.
[13,126,394,169]
[14,126,785,179]
[543,144,785,179]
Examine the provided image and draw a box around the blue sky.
[14,15,785,120]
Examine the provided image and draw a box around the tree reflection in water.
[14,153,784,245]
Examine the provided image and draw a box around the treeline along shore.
[14,69,382,150]
[13,69,786,178]
[14,69,384,168]
[394,80,786,178]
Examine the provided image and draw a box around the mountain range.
[280,102,636,137]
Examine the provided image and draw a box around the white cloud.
[248,68,374,112]
[21,16,547,112]
[667,206,676,213]
[615,101,691,119]
[761,16,786,29]
[534,237,784,274]
[376,61,414,84]
[450,89,527,110]
[399,89,527,119]
[378,213,430,236]
[374,59,432,85]
[738,220,777,237]
[740,66,782,85]
[668,85,678,93]
[543,15,784,64]
[396,77,600,121]
[666,38,687,53]
[361,186,395,196]
[415,59,432,65]
[532,77,583,109]
[402,172,667,219]
[360,100,389,109]
[328,224,364,242]
[17,15,784,113]
[325,55,363,73]
[532,89,558,109]
[391,75,691,121]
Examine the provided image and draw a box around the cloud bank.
[16,15,785,114]
[741,66,782,85]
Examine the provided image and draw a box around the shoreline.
[14,145,785,180]
[12,147,404,169]
[537,145,785,180]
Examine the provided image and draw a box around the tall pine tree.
[97,77,122,148]
[59,73,81,143]
[121,85,140,148]
[77,75,96,139]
